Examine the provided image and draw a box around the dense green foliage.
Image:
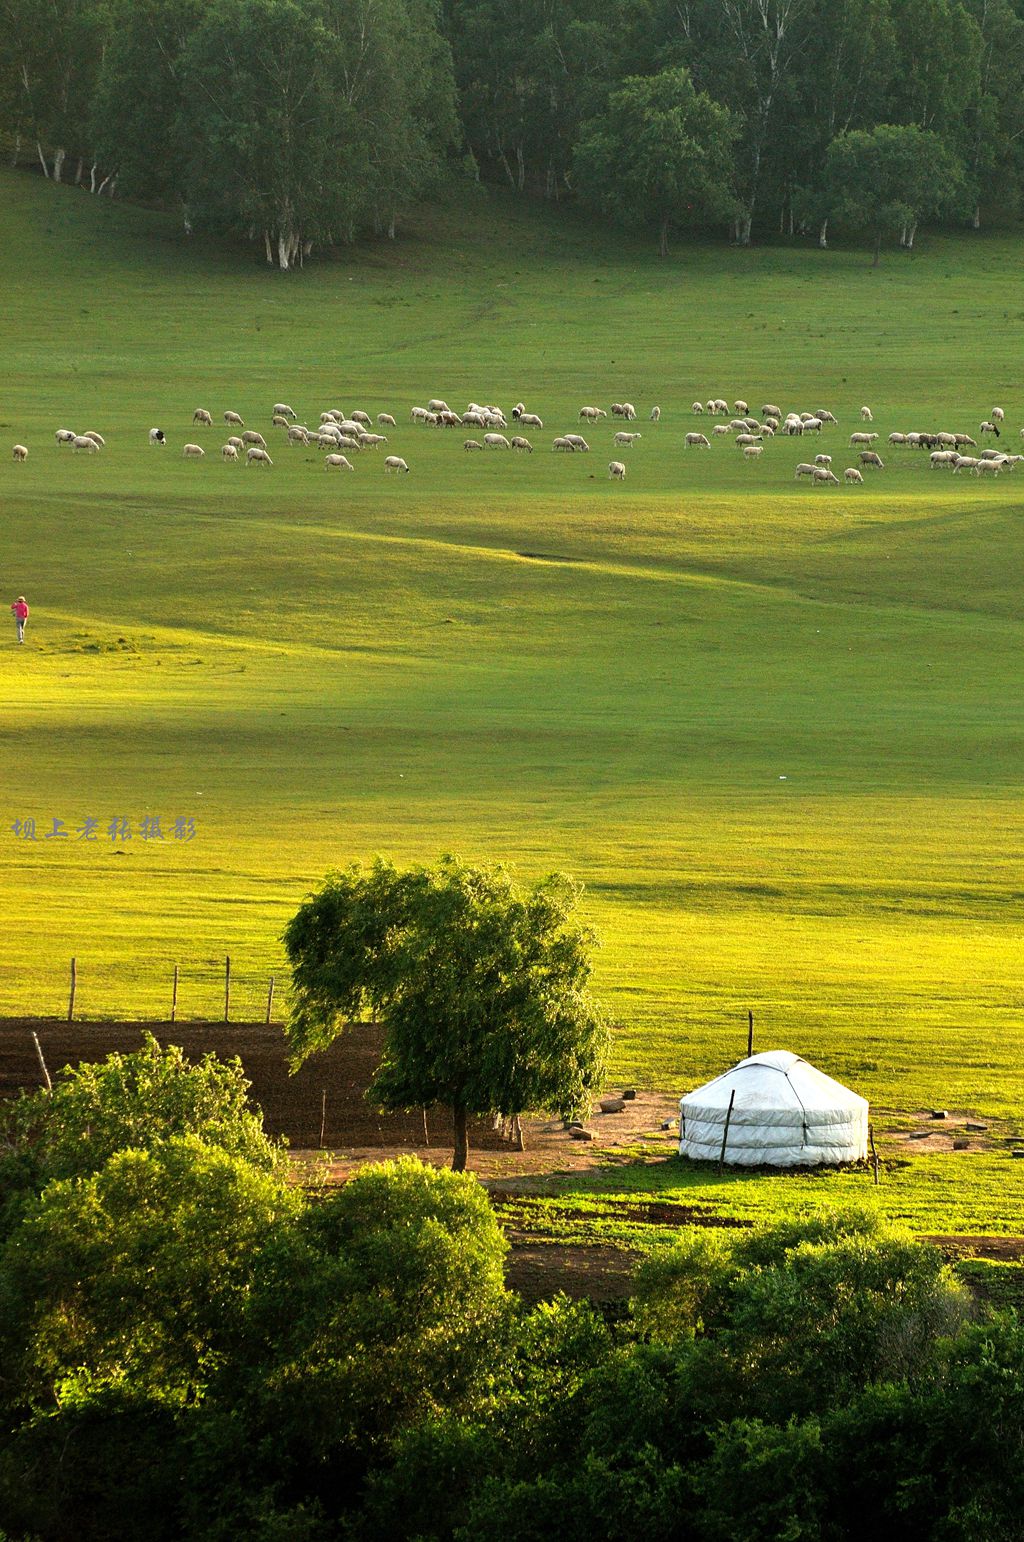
[284,856,609,1167]
[3,1050,1024,1541]
[4,0,1024,256]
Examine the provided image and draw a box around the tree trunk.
[511,1113,524,1152]
[387,213,395,239]
[53,147,65,182]
[658,215,669,257]
[97,171,113,196]
[89,162,97,193]
[818,218,828,249]
[905,221,917,251]
[264,231,274,265]
[787,205,794,238]
[515,144,525,192]
[738,211,752,246]
[452,1101,468,1171]
[74,158,83,185]
[10,133,20,168]
[872,231,881,267]
[36,141,49,178]
[972,202,981,230]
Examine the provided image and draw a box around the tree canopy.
[283,855,609,1168]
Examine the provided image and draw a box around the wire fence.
[0,955,288,1025]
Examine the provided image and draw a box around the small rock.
[599,1098,626,1114]
[930,1110,948,1120]
[1012,1149,1024,1159]
[953,1140,969,1151]
[570,1128,594,1142]
[621,1088,637,1101]
[909,1131,930,1141]
[965,1122,987,1132]
[660,1119,677,1131]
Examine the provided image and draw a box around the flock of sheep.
[11,397,1024,485]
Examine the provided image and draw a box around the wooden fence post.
[319,1090,327,1149]
[747,1009,754,1058]
[32,1031,52,1093]
[265,977,275,1025]
[869,1123,880,1186]
[718,1089,736,1173]
[171,964,179,1024]
[67,957,77,1022]
[224,956,230,1023]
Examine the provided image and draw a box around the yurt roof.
[680,1050,868,1116]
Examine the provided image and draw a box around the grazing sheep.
[12,444,28,462]
[411,407,433,422]
[712,424,731,437]
[272,414,290,428]
[786,418,804,436]
[325,454,354,470]
[462,411,487,427]
[728,419,749,433]
[761,403,783,419]
[552,437,575,451]
[182,443,205,458]
[384,455,409,473]
[815,410,838,425]
[564,434,590,452]
[760,423,777,436]
[287,425,309,445]
[935,432,957,447]
[614,431,642,446]
[464,439,484,451]
[484,433,511,449]
[650,406,661,422]
[813,467,840,485]
[888,432,907,446]
[930,450,958,468]
[227,436,244,450]
[692,401,705,414]
[511,403,525,420]
[952,456,979,473]
[713,398,729,414]
[55,429,77,445]
[316,432,340,449]
[794,463,817,479]
[743,444,763,459]
[735,433,762,447]
[72,435,99,453]
[611,403,637,420]
[733,400,748,414]
[351,411,372,426]
[224,411,244,427]
[685,432,711,448]
[438,410,462,427]
[519,412,543,429]
[149,428,166,446]
[511,436,533,452]
[221,443,239,461]
[973,457,1002,475]
[242,430,267,448]
[192,409,213,426]
[579,406,606,422]
[849,432,878,446]
[860,406,873,422]
[82,432,105,447]
[377,413,396,427]
[979,447,1006,460]
[359,433,388,448]
[980,420,1001,438]
[844,467,864,483]
[992,406,1005,422]
[273,404,296,420]
[246,446,272,466]
[814,453,832,467]
[608,460,626,479]
[427,399,449,414]
[859,450,884,468]
[954,433,977,447]
[744,417,760,431]
[802,417,823,434]
[484,409,507,427]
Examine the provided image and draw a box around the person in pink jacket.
[11,596,28,644]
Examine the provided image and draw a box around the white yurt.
[678,1050,868,1167]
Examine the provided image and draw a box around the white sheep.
[182,443,205,458]
[227,436,244,450]
[564,434,590,451]
[519,412,543,429]
[346,410,368,426]
[930,450,958,468]
[860,406,873,422]
[464,439,484,451]
[888,432,907,446]
[844,467,864,483]
[484,433,511,449]
[614,431,641,446]
[411,407,433,422]
[992,406,1005,422]
[685,432,710,448]
[794,463,817,479]
[427,399,449,414]
[242,430,268,448]
[761,403,782,419]
[12,444,28,462]
[815,410,838,425]
[712,424,731,437]
[650,406,661,422]
[552,437,574,451]
[193,409,213,426]
[849,432,878,446]
[325,454,354,470]
[692,401,704,415]
[72,435,99,453]
[608,460,626,479]
[221,443,239,461]
[802,417,823,434]
[287,426,309,445]
[859,450,884,468]
[359,433,388,448]
[377,413,397,427]
[735,433,762,447]
[224,411,244,427]
[814,453,832,467]
[511,402,526,420]
[272,414,290,428]
[55,429,77,445]
[273,403,296,419]
[813,466,840,484]
[732,399,747,414]
[743,445,763,459]
[579,406,606,422]
[83,431,105,447]
[149,428,166,446]
[384,455,409,473]
[511,436,533,452]
[728,419,749,433]
[713,398,729,414]
[980,421,1001,437]
[952,456,978,473]
[246,446,272,466]
[973,457,1002,475]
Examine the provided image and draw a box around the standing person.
[11,596,28,644]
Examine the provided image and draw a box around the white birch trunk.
[264,231,274,264]
[89,162,97,193]
[36,141,50,178]
[10,133,21,167]
[818,217,828,249]
[905,221,917,250]
[52,147,65,182]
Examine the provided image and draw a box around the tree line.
[3,0,1023,264]
[1,1034,1024,1540]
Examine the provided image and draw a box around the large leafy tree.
[283,856,609,1169]
[822,122,967,262]
[0,0,111,182]
[573,67,738,254]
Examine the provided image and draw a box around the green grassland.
[2,169,1024,1232]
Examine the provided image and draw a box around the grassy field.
[2,168,1024,1230]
